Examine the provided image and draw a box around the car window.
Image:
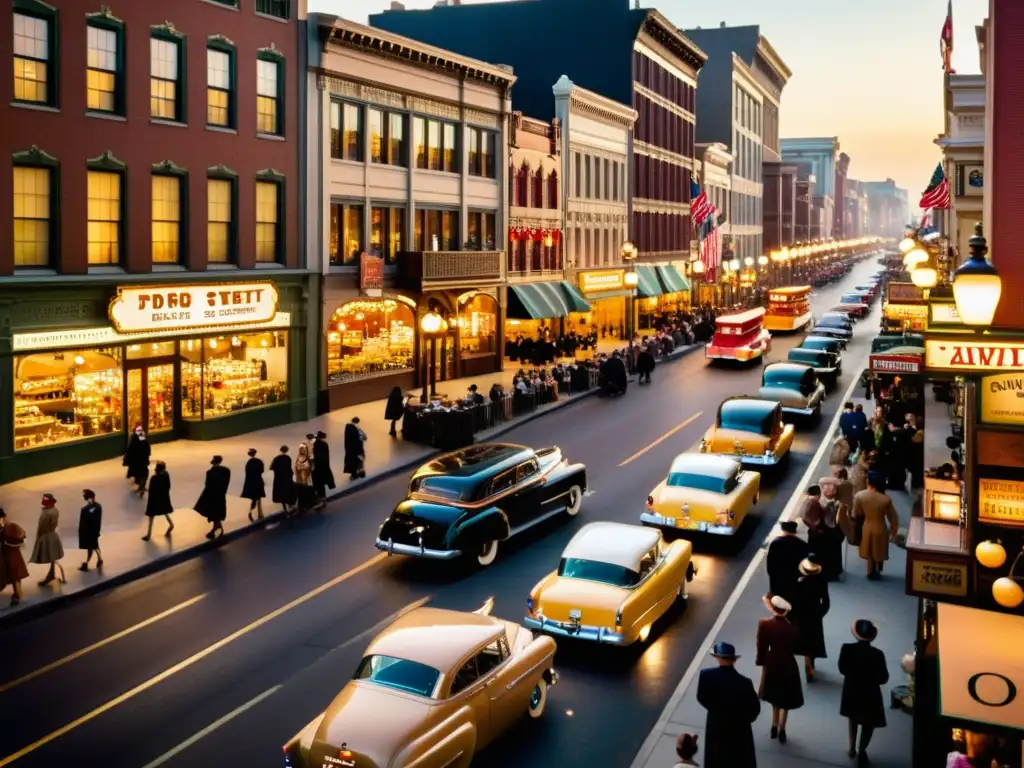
[450,656,480,696]
[475,637,510,677]
[638,548,657,577]
[490,468,517,496]
[354,655,442,698]
[558,557,641,587]
[666,472,726,494]
[516,460,539,484]
[412,476,467,502]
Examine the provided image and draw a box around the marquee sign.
[887,282,925,304]
[870,354,923,374]
[981,373,1024,426]
[926,340,1024,372]
[978,478,1024,527]
[108,283,278,334]
[578,270,626,293]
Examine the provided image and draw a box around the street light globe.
[621,241,637,260]
[904,247,928,269]
[781,247,790,261]
[691,260,706,275]
[420,309,445,335]
[743,256,754,267]
[992,577,1024,609]
[758,255,769,266]
[911,265,938,289]
[623,270,639,288]
[953,223,1002,326]
[899,237,915,254]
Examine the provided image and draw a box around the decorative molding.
[256,167,286,181]
[86,5,123,25]
[633,140,694,170]
[360,84,404,109]
[208,33,235,48]
[12,145,58,166]
[633,198,691,216]
[633,83,695,124]
[642,13,705,72]
[464,108,499,129]
[207,163,238,177]
[86,150,126,171]
[257,44,284,60]
[408,95,459,121]
[151,159,187,175]
[150,21,183,39]
[568,142,628,163]
[14,0,58,14]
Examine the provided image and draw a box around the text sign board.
[578,270,625,293]
[870,354,923,374]
[981,373,1024,426]
[887,282,925,304]
[360,253,384,291]
[978,478,1024,527]
[108,283,278,334]
[926,340,1024,372]
[910,559,968,598]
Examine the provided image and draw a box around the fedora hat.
[852,619,878,642]
[799,556,823,576]
[762,593,792,616]
[710,641,740,660]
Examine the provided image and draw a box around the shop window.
[13,164,53,268]
[370,206,405,262]
[427,120,441,170]
[443,123,457,173]
[327,299,415,385]
[459,294,497,356]
[368,108,407,166]
[330,202,363,266]
[466,211,496,250]
[256,55,282,136]
[14,347,124,451]
[255,178,282,263]
[179,332,288,420]
[415,209,458,251]
[13,10,55,107]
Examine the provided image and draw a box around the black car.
[817,312,854,332]
[376,443,588,567]
[808,325,852,347]
[787,347,841,387]
[801,335,844,364]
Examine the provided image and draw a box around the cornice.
[756,35,792,82]
[633,198,691,216]
[554,75,638,126]
[642,11,707,70]
[634,140,694,170]
[633,83,695,123]
[732,55,765,101]
[567,142,628,163]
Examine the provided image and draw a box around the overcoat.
[792,573,830,659]
[30,506,64,563]
[123,434,151,483]
[312,438,336,489]
[853,489,900,562]
[839,640,890,727]
[755,616,804,710]
[78,501,102,550]
[269,454,296,505]
[0,521,30,588]
[194,465,231,523]
[696,665,760,768]
[343,424,366,475]
[241,457,266,500]
[384,387,405,421]
[146,470,174,517]
[766,534,809,603]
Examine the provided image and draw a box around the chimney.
[389,1,404,8]
[720,21,726,27]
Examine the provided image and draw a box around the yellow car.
[524,522,694,646]
[699,397,795,467]
[641,453,760,535]
[283,599,557,768]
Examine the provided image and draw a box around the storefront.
[2,277,314,484]
[635,264,690,332]
[570,269,631,342]
[883,281,928,332]
[504,281,591,350]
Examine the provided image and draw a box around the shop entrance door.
[126,362,176,435]
[433,332,456,382]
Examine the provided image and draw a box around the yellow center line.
[619,412,705,467]
[0,594,208,695]
[0,552,388,767]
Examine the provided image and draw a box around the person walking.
[696,641,760,768]
[311,431,336,508]
[270,445,296,515]
[123,425,151,497]
[143,461,175,541]
[672,734,700,767]
[838,402,862,448]
[194,455,231,539]
[839,619,890,765]
[792,555,830,683]
[799,486,829,566]
[755,594,803,744]
[0,509,29,606]
[829,435,851,471]
[853,472,900,580]
[78,490,103,571]
[636,338,656,385]
[385,386,405,437]
[766,520,809,605]
[241,448,266,522]
[850,450,871,495]
[30,493,66,586]
[344,417,367,480]
[293,442,315,512]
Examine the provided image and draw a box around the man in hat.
[194,455,231,539]
[839,619,890,765]
[697,641,760,768]
[311,431,335,508]
[766,519,809,604]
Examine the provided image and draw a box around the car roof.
[366,606,504,674]
[668,452,741,478]
[720,396,779,416]
[715,306,766,325]
[561,522,662,572]
[804,335,841,346]
[414,443,532,480]
[790,347,828,359]
[765,361,814,379]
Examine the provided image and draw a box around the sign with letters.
[926,339,1024,372]
[981,373,1024,425]
[578,270,626,294]
[870,354,923,374]
[910,559,968,597]
[978,478,1024,527]
[938,603,1024,728]
[360,252,384,291]
[887,282,925,304]
[929,302,963,326]
[108,283,278,334]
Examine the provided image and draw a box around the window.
[13,165,52,267]
[468,128,496,178]
[255,180,280,262]
[450,657,480,696]
[329,202,363,266]
[369,206,405,262]
[207,177,234,263]
[466,211,496,250]
[574,153,581,197]
[558,558,640,588]
[326,300,415,385]
[414,209,458,251]
[548,171,559,210]
[14,347,124,451]
[427,120,441,171]
[354,655,440,698]
[255,0,290,19]
[584,156,591,198]
[256,57,281,135]
[413,117,426,169]
[368,109,383,163]
[388,113,406,167]
[150,36,182,121]
[86,24,120,113]
[151,175,182,264]
[87,171,121,265]
[367,109,406,166]
[443,123,457,173]
[13,11,53,105]
[329,102,362,161]
[207,47,233,127]
[458,294,497,355]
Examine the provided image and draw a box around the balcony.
[507,250,563,283]
[396,250,504,291]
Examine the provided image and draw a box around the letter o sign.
[968,672,1017,708]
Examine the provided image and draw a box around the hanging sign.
[981,373,1024,425]
[926,340,1024,372]
[929,302,963,325]
[108,283,278,334]
[360,253,384,292]
[978,478,1024,527]
[869,354,923,374]
[887,282,925,304]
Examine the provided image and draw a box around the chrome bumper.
[524,616,627,645]
[640,512,737,535]
[375,538,462,560]
[737,452,784,466]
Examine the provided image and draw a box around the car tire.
[477,539,499,567]
[565,485,583,517]
[528,679,548,719]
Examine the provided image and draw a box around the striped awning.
[634,265,664,298]
[507,282,592,320]
[656,265,691,294]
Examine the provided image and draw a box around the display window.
[458,294,497,355]
[180,332,289,419]
[570,296,626,338]
[327,299,415,385]
[14,347,124,451]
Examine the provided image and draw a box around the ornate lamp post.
[690,258,705,308]
[419,304,445,402]
[952,223,1002,327]
[621,241,639,340]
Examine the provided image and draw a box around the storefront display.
[637,293,687,331]
[458,294,497,356]
[326,299,415,385]
[180,332,288,420]
[883,303,928,332]
[568,297,625,340]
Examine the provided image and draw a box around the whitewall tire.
[477,539,499,567]
[527,679,547,719]
[565,485,583,517]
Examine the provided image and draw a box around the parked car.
[376,443,587,566]
[817,312,854,332]
[800,335,844,365]
[871,332,925,354]
[787,347,841,388]
[283,600,558,768]
[835,295,869,318]
[758,362,826,419]
[699,396,795,467]
[641,453,761,536]
[808,325,852,346]
[524,522,695,646]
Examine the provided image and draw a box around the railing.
[255,0,289,19]
[422,250,503,281]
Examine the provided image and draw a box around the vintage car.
[283,599,558,768]
[705,307,772,363]
[758,362,826,419]
[524,522,695,646]
[698,396,795,467]
[376,443,587,567]
[833,294,869,318]
[801,335,844,365]
[808,324,852,346]
[854,284,880,301]
[818,312,854,332]
[787,347,841,387]
[641,453,761,536]
[763,286,814,333]
[871,332,925,355]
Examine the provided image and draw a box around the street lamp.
[420,305,446,402]
[904,246,928,269]
[623,270,639,288]
[621,241,639,340]
[743,256,754,267]
[953,222,1002,327]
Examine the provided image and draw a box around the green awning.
[656,265,691,294]
[507,282,592,320]
[634,265,664,298]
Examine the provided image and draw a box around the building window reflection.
[414,209,458,251]
[458,294,497,356]
[326,299,415,385]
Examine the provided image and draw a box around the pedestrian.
[673,734,700,767]
[838,402,860,447]
[765,520,808,605]
[344,417,367,480]
[123,424,151,497]
[799,486,829,564]
[696,641,760,768]
[241,448,266,522]
[194,455,231,539]
[755,594,803,744]
[312,430,336,508]
[829,435,851,471]
[853,472,900,580]
[850,451,870,495]
[904,413,924,489]
[637,338,655,384]
[30,493,66,586]
[294,442,315,512]
[0,508,29,606]
[78,489,103,571]
[792,555,830,683]
[143,461,175,540]
[385,385,405,437]
[839,619,890,766]
[270,445,296,514]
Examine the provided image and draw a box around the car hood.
[536,576,627,625]
[704,427,769,454]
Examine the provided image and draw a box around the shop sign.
[870,354,923,374]
[926,340,1024,372]
[909,559,968,597]
[978,478,1024,527]
[360,252,384,292]
[887,282,925,304]
[884,304,928,320]
[579,270,625,293]
[937,603,1024,729]
[108,283,278,334]
[981,373,1024,425]
[957,164,984,197]
[929,302,963,325]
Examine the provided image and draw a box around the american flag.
[690,179,715,226]
[920,210,931,230]
[941,0,955,73]
[691,179,720,280]
[919,163,951,210]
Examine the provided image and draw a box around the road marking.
[628,363,866,768]
[0,594,208,694]
[0,553,388,767]
[619,412,704,467]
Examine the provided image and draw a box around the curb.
[2,344,701,628]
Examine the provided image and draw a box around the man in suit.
[697,641,761,768]
[839,401,868,448]
[766,520,809,603]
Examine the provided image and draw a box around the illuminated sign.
[887,282,925,304]
[884,304,928,319]
[108,283,278,334]
[578,270,625,293]
[929,303,963,325]
[909,559,968,597]
[978,478,1024,527]
[981,373,1024,425]
[926,340,1024,372]
[360,252,384,291]
[870,354,922,374]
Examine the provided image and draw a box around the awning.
[634,265,663,299]
[506,282,592,320]
[656,265,691,294]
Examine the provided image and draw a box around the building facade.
[844,178,869,239]
[834,151,850,239]
[763,162,797,250]
[794,173,815,242]
[695,142,731,302]
[936,72,985,268]
[862,178,910,239]
[781,137,839,239]
[305,15,514,409]
[1,0,308,483]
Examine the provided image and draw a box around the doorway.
[126,362,176,434]
[432,332,456,381]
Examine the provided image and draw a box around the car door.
[506,460,543,531]
[478,636,525,735]
[448,654,491,747]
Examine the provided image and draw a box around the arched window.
[459,294,498,355]
[532,169,544,208]
[326,299,415,385]
[548,170,559,210]
[516,164,529,207]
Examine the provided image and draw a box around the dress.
[0,521,30,588]
[755,616,804,710]
[792,573,830,659]
[343,424,366,475]
[194,465,231,523]
[30,506,64,563]
[839,641,890,727]
[766,534,809,604]
[241,457,266,500]
[269,454,296,505]
[123,434,151,484]
[78,501,102,550]
[146,471,174,516]
[312,438,336,490]
[384,387,405,422]
[853,489,900,562]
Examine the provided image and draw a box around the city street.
[0,261,883,768]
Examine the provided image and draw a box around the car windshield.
[410,476,469,502]
[819,317,849,328]
[841,296,863,303]
[558,557,640,587]
[667,471,727,494]
[354,655,441,698]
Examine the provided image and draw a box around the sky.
[310,0,988,199]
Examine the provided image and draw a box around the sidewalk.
[633,391,917,768]
[0,344,699,623]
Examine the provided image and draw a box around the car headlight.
[646,495,654,510]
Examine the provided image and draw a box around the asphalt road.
[0,259,885,768]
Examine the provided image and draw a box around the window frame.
[330,100,363,162]
[369,204,406,263]
[12,144,59,269]
[206,164,238,265]
[85,150,127,267]
[367,108,407,167]
[255,0,290,19]
[256,48,284,137]
[150,24,186,124]
[85,9,125,117]
[467,126,496,179]
[150,160,188,266]
[331,200,365,267]
[12,0,59,108]
[206,36,237,130]
[254,169,285,264]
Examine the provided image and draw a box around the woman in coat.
[850,451,870,495]
[829,435,851,471]
[194,455,231,539]
[78,489,103,571]
[123,425,151,497]
[852,473,901,579]
[270,445,296,514]
[144,461,175,541]
[311,431,335,508]
[839,619,890,765]
[343,417,367,480]
[0,509,30,606]
[755,594,804,744]
[636,338,656,385]
[241,448,266,522]
[384,386,405,437]
[792,556,830,682]
[30,493,66,586]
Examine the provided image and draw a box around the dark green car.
[801,335,844,362]
[787,347,840,387]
